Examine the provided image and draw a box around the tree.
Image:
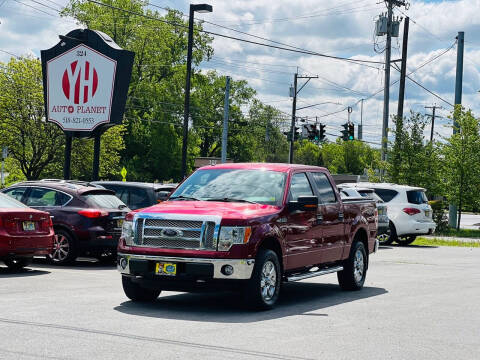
[441,107,480,229]
[387,112,442,196]
[0,57,64,180]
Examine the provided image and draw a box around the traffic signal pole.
[289,73,298,164]
[289,73,318,163]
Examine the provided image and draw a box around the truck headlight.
[217,226,252,251]
[122,220,135,246]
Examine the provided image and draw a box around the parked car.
[2,180,130,264]
[342,182,435,245]
[91,181,178,210]
[338,186,390,244]
[0,193,54,270]
[117,163,378,309]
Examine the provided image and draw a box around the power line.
[27,0,60,12]
[87,0,385,66]
[12,0,57,16]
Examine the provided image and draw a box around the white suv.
[342,183,436,245]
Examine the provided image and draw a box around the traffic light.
[284,127,300,141]
[341,123,349,141]
[303,124,317,140]
[348,122,355,140]
[318,123,326,142]
[341,122,355,141]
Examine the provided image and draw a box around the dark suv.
[2,180,130,264]
[91,181,178,210]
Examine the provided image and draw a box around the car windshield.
[0,193,28,208]
[82,193,128,209]
[170,169,287,206]
[407,190,428,204]
[358,190,384,203]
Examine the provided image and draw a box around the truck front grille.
[134,217,217,250]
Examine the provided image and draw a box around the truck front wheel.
[244,249,281,310]
[338,241,367,291]
[122,275,161,302]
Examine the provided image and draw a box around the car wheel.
[338,241,367,291]
[377,232,393,246]
[48,229,77,265]
[4,258,32,271]
[396,235,417,246]
[122,275,161,302]
[244,249,281,310]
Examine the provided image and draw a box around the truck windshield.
[170,169,287,206]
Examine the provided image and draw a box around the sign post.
[1,146,8,187]
[41,29,134,180]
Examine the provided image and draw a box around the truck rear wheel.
[244,249,281,310]
[338,241,367,291]
[122,275,161,302]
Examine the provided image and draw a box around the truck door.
[284,172,322,270]
[309,172,345,263]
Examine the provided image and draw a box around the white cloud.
[1,0,479,146]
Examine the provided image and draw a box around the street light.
[181,3,213,179]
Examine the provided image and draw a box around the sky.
[1,0,479,146]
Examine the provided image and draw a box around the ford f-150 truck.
[118,163,379,309]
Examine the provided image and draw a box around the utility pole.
[288,72,318,163]
[289,72,298,164]
[358,99,364,140]
[397,16,409,121]
[425,105,442,142]
[221,76,231,163]
[449,31,465,228]
[380,0,406,163]
[381,0,394,162]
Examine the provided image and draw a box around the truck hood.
[138,201,281,220]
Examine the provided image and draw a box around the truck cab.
[118,163,378,309]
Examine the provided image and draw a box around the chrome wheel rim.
[51,234,69,262]
[260,260,277,302]
[353,249,365,284]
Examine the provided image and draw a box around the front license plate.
[155,262,177,276]
[117,219,124,228]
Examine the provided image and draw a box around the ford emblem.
[161,229,182,237]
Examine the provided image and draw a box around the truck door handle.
[316,214,323,225]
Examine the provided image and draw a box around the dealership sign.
[41,29,134,136]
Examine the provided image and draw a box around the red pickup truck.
[118,163,378,309]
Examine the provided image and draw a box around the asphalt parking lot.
[1,245,479,360]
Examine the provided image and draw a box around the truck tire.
[48,229,77,265]
[396,235,416,246]
[4,258,32,271]
[244,249,281,310]
[122,275,161,302]
[338,241,367,291]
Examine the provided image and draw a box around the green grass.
[415,237,480,248]
[434,228,480,238]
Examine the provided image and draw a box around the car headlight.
[217,226,252,251]
[121,220,135,246]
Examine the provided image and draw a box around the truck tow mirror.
[288,196,318,212]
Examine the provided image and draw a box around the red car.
[0,193,54,270]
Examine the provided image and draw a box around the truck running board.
[286,266,344,282]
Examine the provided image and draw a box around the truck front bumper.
[117,253,255,280]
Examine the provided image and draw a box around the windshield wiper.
[205,197,257,204]
[169,195,200,201]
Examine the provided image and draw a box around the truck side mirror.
[288,196,318,212]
